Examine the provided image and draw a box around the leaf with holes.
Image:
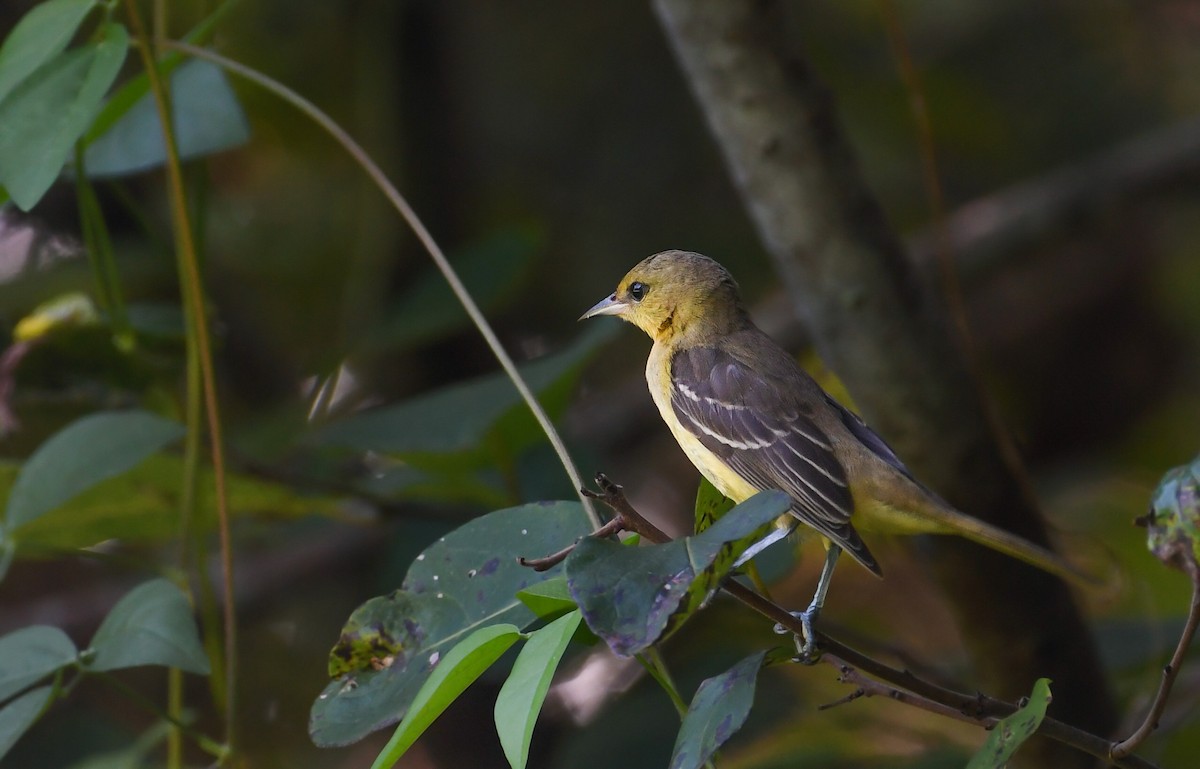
[310,501,591,747]
[966,678,1052,769]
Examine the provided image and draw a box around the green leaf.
[4,411,185,532]
[0,0,97,105]
[310,501,591,747]
[670,651,766,769]
[0,685,53,761]
[3,410,184,532]
[966,678,1052,769]
[495,610,582,769]
[0,22,128,210]
[565,491,789,656]
[315,323,615,457]
[83,58,249,177]
[370,624,521,769]
[516,576,577,620]
[694,476,734,533]
[365,230,540,354]
[87,579,209,674]
[0,626,76,703]
[3,454,343,551]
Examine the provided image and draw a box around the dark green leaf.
[311,501,591,747]
[0,22,128,210]
[315,323,614,457]
[0,626,76,703]
[83,58,249,177]
[516,576,577,620]
[0,685,53,760]
[966,678,1052,769]
[4,410,184,532]
[87,579,209,674]
[3,454,342,551]
[364,230,540,354]
[495,610,582,769]
[370,624,521,769]
[669,651,766,769]
[0,0,97,104]
[565,491,789,656]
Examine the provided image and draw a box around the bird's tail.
[918,495,1109,590]
[859,472,1111,590]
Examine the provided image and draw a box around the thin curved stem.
[121,6,238,752]
[159,40,599,529]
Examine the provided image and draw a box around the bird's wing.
[670,345,880,575]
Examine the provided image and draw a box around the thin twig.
[518,516,622,571]
[159,40,600,529]
[1110,560,1200,759]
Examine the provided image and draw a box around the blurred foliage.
[0,0,1198,767]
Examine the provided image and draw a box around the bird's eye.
[629,281,647,302]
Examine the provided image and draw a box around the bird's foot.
[772,609,821,664]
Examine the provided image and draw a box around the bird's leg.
[774,545,841,663]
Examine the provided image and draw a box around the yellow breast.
[646,342,761,504]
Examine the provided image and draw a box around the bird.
[581,249,1091,658]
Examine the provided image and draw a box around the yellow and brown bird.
[582,249,1087,656]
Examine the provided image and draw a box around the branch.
[651,3,1116,765]
[557,475,1158,769]
[1110,557,1200,759]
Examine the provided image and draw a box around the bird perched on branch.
[582,249,1091,658]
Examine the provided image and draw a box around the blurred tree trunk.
[653,1,1117,766]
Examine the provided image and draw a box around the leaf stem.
[120,4,238,753]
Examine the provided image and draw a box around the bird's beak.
[579,293,627,321]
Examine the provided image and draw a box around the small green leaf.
[694,477,734,533]
[0,22,128,210]
[310,502,591,747]
[495,610,582,769]
[0,626,77,703]
[516,576,577,620]
[0,0,97,104]
[4,410,184,531]
[370,624,521,769]
[565,491,789,656]
[670,651,766,769]
[0,685,53,761]
[83,58,249,177]
[87,579,209,674]
[966,678,1052,769]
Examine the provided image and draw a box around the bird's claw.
[772,609,822,664]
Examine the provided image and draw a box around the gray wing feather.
[670,346,880,575]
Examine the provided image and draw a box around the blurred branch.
[651,2,1116,766]
[909,114,1200,274]
[570,474,1158,769]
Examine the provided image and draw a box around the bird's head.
[580,250,746,343]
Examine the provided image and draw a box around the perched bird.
[582,249,1089,657]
